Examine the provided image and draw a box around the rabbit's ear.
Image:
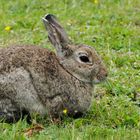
[42,14,70,57]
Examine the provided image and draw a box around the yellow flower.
[63,109,68,114]
[92,0,98,4]
[5,26,12,31]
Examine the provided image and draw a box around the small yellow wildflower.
[5,26,12,31]
[63,109,68,114]
[93,0,98,4]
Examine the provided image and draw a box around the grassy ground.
[0,0,140,139]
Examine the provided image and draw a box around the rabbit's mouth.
[92,77,101,84]
[92,77,106,84]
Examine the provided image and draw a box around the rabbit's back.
[0,45,58,73]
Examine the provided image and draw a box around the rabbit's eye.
[79,55,90,63]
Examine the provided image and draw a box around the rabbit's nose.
[101,69,108,78]
[95,68,108,82]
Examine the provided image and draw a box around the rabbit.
[0,14,107,123]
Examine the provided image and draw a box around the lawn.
[0,0,140,139]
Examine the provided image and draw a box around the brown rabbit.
[0,14,107,123]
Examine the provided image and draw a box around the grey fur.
[0,14,107,122]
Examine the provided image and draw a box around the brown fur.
[0,14,107,123]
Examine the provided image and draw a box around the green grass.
[0,0,140,139]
